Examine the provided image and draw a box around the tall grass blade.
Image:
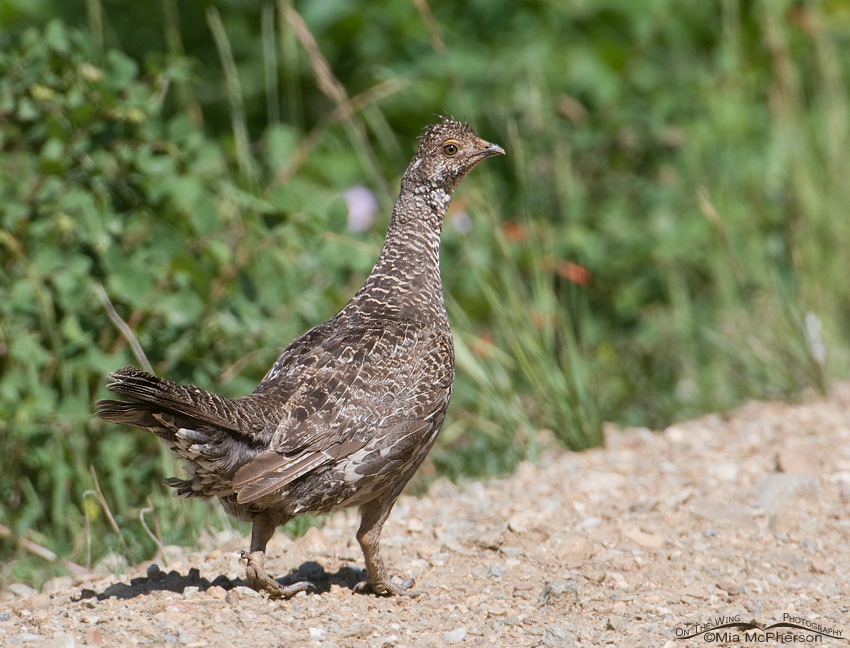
[207,6,258,190]
[262,3,281,125]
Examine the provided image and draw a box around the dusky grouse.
[96,118,504,598]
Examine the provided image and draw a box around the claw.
[354,576,422,597]
[242,550,313,599]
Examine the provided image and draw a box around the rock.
[37,637,75,648]
[499,546,525,557]
[461,481,489,504]
[182,586,199,599]
[664,426,686,443]
[428,477,459,499]
[429,552,450,567]
[809,560,830,574]
[443,627,467,643]
[309,627,325,640]
[542,624,575,648]
[576,472,626,493]
[413,634,440,648]
[233,585,260,598]
[555,536,591,562]
[678,585,708,600]
[538,579,578,607]
[622,527,664,549]
[472,525,506,550]
[690,498,755,528]
[336,622,372,639]
[507,514,528,533]
[488,564,504,578]
[776,447,822,474]
[605,617,623,631]
[754,474,820,512]
[9,583,36,597]
[708,461,739,481]
[206,585,227,599]
[298,526,331,554]
[716,580,740,595]
[224,589,240,606]
[42,576,74,594]
[12,593,50,613]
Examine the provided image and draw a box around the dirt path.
[3,385,850,647]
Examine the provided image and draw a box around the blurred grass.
[1,0,849,586]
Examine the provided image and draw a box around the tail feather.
[96,366,244,434]
[95,399,175,439]
[96,366,264,499]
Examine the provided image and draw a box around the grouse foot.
[354,576,422,597]
[242,550,313,599]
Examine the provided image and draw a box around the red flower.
[556,260,590,285]
[501,222,527,242]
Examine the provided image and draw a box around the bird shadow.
[72,562,367,602]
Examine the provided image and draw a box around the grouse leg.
[353,496,420,597]
[242,512,312,598]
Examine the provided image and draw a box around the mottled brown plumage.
[96,118,504,598]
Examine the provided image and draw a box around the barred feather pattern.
[96,118,503,571]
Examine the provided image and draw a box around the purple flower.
[342,185,378,232]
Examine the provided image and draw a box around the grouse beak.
[474,141,506,158]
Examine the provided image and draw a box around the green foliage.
[2,0,850,585]
[0,19,365,583]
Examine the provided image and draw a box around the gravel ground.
[2,385,850,647]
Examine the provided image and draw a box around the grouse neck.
[343,184,450,324]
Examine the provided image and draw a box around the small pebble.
[716,580,740,595]
[9,584,36,598]
[17,632,43,641]
[177,628,195,644]
[336,622,372,638]
[234,586,260,598]
[537,579,578,607]
[605,616,623,631]
[443,627,467,643]
[182,586,199,599]
[37,636,76,648]
[206,585,227,599]
[542,625,575,648]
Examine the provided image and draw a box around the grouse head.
[402,117,504,195]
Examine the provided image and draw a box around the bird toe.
[354,576,422,597]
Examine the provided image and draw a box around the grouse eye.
[442,141,460,157]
